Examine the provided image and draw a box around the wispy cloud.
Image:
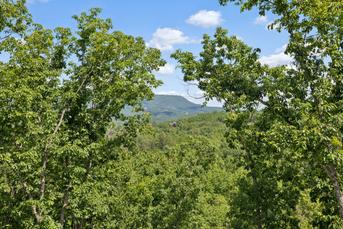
[156,63,175,75]
[259,44,293,67]
[155,89,222,107]
[254,15,268,25]
[186,10,223,28]
[155,90,183,96]
[148,28,192,51]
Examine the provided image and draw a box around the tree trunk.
[60,190,69,228]
[23,182,42,223]
[325,164,343,219]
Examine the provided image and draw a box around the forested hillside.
[1,0,342,228]
[104,112,246,228]
[125,94,222,122]
[137,111,227,149]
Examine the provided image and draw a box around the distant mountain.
[141,95,222,122]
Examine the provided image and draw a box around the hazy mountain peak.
[143,94,222,122]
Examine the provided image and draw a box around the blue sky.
[27,0,290,106]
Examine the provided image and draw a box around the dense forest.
[1,0,343,228]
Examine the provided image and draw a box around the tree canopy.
[1,0,343,228]
[0,3,164,227]
[172,0,343,227]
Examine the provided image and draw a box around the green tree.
[173,0,343,224]
[118,137,240,228]
[218,0,343,224]
[0,5,164,227]
[172,28,302,227]
[0,0,30,38]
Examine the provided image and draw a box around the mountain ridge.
[142,94,223,122]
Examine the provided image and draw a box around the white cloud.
[259,44,293,67]
[184,88,223,107]
[266,21,281,31]
[148,28,191,51]
[186,10,222,28]
[155,89,223,107]
[157,63,175,75]
[274,44,288,54]
[254,15,268,25]
[156,91,183,96]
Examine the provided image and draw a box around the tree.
[0,0,30,39]
[0,5,165,227]
[172,28,301,227]
[172,0,343,225]
[218,0,343,223]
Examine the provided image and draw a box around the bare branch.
[186,88,204,100]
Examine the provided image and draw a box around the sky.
[27,0,291,106]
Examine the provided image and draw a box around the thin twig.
[36,68,93,221]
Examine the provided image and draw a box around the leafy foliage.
[0,4,164,227]
[173,0,343,227]
[1,0,343,228]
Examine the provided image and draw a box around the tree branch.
[23,182,42,223]
[36,68,93,222]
